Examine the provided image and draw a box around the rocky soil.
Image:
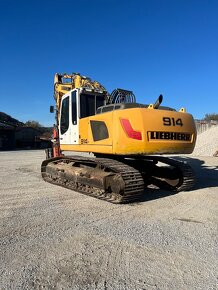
[0,150,218,290]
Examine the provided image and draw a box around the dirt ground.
[0,150,218,290]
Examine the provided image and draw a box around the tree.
[204,113,218,121]
[24,120,42,128]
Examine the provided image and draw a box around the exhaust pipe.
[153,94,163,109]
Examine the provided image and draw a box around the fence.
[195,120,218,134]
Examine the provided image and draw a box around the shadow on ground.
[175,156,218,190]
[132,156,218,204]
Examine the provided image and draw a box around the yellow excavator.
[41,73,197,203]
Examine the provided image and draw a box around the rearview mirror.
[50,106,54,113]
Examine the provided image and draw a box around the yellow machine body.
[60,106,196,155]
[52,73,196,157]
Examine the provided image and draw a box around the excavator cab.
[58,88,106,146]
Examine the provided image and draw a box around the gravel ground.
[0,150,218,290]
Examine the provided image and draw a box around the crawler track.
[41,155,195,203]
[137,156,196,192]
[41,156,145,203]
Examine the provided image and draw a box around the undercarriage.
[41,155,195,203]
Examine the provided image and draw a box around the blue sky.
[0,0,218,126]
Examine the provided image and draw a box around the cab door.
[59,90,79,145]
[71,90,79,144]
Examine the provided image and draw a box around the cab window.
[60,96,69,134]
[72,91,77,125]
[80,94,105,118]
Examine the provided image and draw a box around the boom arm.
[54,73,107,113]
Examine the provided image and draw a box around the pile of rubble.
[192,125,218,157]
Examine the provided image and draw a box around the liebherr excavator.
[41,73,197,203]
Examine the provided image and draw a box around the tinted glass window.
[96,95,105,110]
[60,96,69,134]
[102,106,114,113]
[96,108,101,114]
[72,91,77,125]
[80,94,106,118]
[80,94,95,118]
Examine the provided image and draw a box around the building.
[0,124,51,150]
[0,122,16,150]
[15,127,41,148]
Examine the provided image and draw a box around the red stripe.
[120,119,142,140]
